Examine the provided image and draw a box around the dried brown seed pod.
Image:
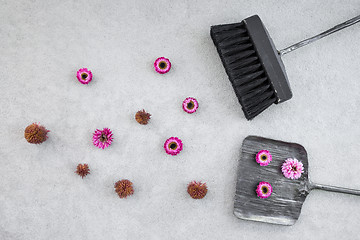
[135,109,151,125]
[114,179,134,198]
[24,123,50,144]
[75,164,90,178]
[187,181,208,199]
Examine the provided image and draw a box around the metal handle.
[279,15,360,56]
[309,182,360,196]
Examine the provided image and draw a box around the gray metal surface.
[234,136,360,226]
[234,136,309,225]
[279,14,360,55]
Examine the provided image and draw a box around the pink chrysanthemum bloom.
[256,181,273,199]
[92,128,113,149]
[76,68,93,84]
[182,97,199,114]
[154,57,171,74]
[256,150,272,166]
[164,137,183,156]
[281,158,304,180]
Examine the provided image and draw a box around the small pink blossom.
[182,97,199,114]
[77,68,93,84]
[256,150,272,166]
[92,128,113,149]
[281,158,304,180]
[154,57,171,74]
[256,181,273,199]
[164,137,183,156]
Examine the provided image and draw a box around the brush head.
[211,15,292,120]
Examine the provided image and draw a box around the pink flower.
[256,150,272,166]
[256,181,273,199]
[182,97,199,114]
[281,158,304,180]
[92,128,113,149]
[164,137,183,156]
[77,68,93,84]
[154,57,171,74]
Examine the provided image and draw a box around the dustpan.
[234,136,360,225]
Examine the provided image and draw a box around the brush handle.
[309,182,360,196]
[279,15,360,56]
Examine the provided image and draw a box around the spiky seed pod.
[24,123,50,144]
[135,109,151,125]
[114,179,134,198]
[75,164,90,178]
[187,181,208,199]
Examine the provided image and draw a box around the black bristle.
[218,37,251,48]
[224,50,256,64]
[233,70,264,86]
[243,94,277,120]
[241,89,274,109]
[215,29,248,42]
[222,43,253,55]
[239,85,271,105]
[211,22,277,120]
[235,77,268,94]
[231,63,261,78]
[230,62,261,77]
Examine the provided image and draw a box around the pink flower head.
[164,137,183,156]
[92,128,113,149]
[256,181,273,199]
[281,158,304,180]
[182,97,199,114]
[154,57,171,74]
[77,68,93,84]
[256,150,272,166]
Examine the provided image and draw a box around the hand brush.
[211,14,360,120]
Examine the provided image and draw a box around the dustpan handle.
[309,182,360,196]
[279,15,360,56]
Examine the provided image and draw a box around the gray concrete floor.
[0,0,359,239]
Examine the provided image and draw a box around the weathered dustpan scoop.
[234,136,360,226]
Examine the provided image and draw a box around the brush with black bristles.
[211,14,360,120]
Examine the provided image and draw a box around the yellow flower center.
[169,142,177,150]
[187,101,194,109]
[159,61,167,69]
[260,154,267,161]
[99,134,107,143]
[261,186,268,194]
[81,73,88,80]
